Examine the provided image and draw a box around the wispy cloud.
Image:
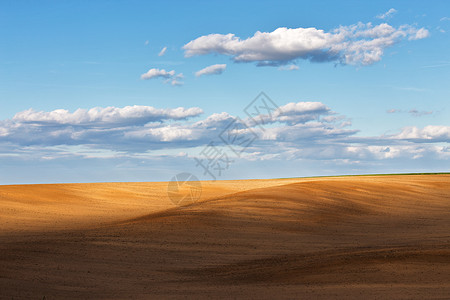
[183,22,429,67]
[376,8,397,20]
[195,64,226,77]
[387,108,433,117]
[278,64,299,71]
[436,26,446,33]
[158,46,167,56]
[168,78,184,86]
[421,61,450,68]
[408,109,433,117]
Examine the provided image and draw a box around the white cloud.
[12,105,203,125]
[126,125,194,142]
[272,102,331,125]
[140,68,175,80]
[141,68,184,85]
[376,8,397,20]
[195,64,227,77]
[440,17,450,22]
[158,46,167,56]
[193,112,234,129]
[393,126,450,141]
[0,102,448,167]
[408,27,430,40]
[170,79,183,86]
[164,73,184,86]
[183,22,429,67]
[0,101,350,153]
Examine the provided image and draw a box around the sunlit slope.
[0,178,303,232]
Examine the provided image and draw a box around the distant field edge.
[274,172,450,180]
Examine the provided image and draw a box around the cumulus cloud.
[0,102,448,168]
[0,102,351,152]
[252,101,331,126]
[158,46,167,56]
[376,8,397,20]
[183,22,429,66]
[12,106,203,126]
[141,68,184,85]
[195,64,227,77]
[392,125,450,141]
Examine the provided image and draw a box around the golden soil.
[0,175,449,299]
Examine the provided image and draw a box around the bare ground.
[0,175,449,299]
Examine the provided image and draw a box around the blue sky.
[1,0,449,184]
